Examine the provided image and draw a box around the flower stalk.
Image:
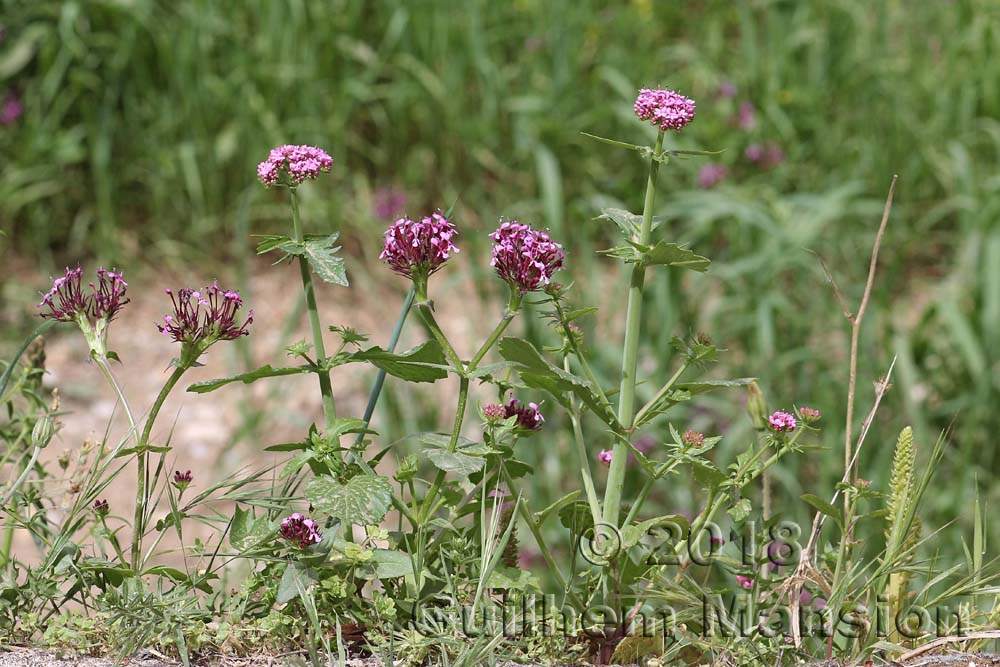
[603,129,664,529]
[290,188,338,429]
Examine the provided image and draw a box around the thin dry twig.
[899,631,1000,661]
[844,175,897,485]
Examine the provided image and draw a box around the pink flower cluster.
[633,88,696,131]
[157,283,253,346]
[280,513,323,548]
[745,142,785,168]
[483,402,508,423]
[380,213,459,279]
[598,450,613,466]
[257,144,333,186]
[768,411,797,432]
[489,221,564,293]
[503,398,544,431]
[38,267,129,324]
[736,575,755,589]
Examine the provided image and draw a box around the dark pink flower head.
[768,411,797,433]
[257,144,333,187]
[489,221,564,293]
[93,498,109,516]
[697,163,728,189]
[598,449,613,466]
[380,213,459,280]
[38,268,129,354]
[1,92,23,126]
[735,575,755,590]
[157,282,252,352]
[280,512,323,548]
[633,88,696,131]
[503,398,544,431]
[173,470,193,490]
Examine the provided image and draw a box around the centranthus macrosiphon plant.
[1,91,990,667]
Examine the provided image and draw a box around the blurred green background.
[2,0,1000,549]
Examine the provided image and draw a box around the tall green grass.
[3,0,1000,548]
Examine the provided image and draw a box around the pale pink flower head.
[633,88,696,131]
[697,163,728,189]
[380,213,459,280]
[737,101,757,130]
[745,142,785,169]
[735,575,755,590]
[489,221,564,293]
[257,144,333,186]
[157,283,252,352]
[280,512,323,548]
[482,402,507,423]
[717,81,737,99]
[503,398,544,431]
[799,406,821,423]
[767,411,797,433]
[598,450,613,466]
[683,429,705,448]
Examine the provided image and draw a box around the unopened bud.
[32,414,55,448]
[746,382,769,431]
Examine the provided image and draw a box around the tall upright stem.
[290,188,337,430]
[130,363,187,571]
[603,130,663,529]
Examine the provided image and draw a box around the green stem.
[353,287,415,448]
[468,289,522,369]
[290,188,337,430]
[603,130,664,529]
[564,356,602,528]
[419,376,469,522]
[501,468,583,609]
[633,361,690,427]
[131,363,188,571]
[414,292,463,371]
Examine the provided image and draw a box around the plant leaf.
[306,474,393,525]
[639,241,711,271]
[302,234,349,286]
[801,493,844,530]
[344,341,448,383]
[426,449,484,476]
[499,337,619,430]
[186,364,314,393]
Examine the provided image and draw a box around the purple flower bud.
[257,144,333,187]
[489,221,564,294]
[735,575,755,589]
[280,512,323,548]
[380,213,459,280]
[503,398,544,431]
[768,411,797,432]
[633,88,696,132]
[598,450,613,466]
[93,499,109,516]
[157,282,252,350]
[0,92,23,126]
